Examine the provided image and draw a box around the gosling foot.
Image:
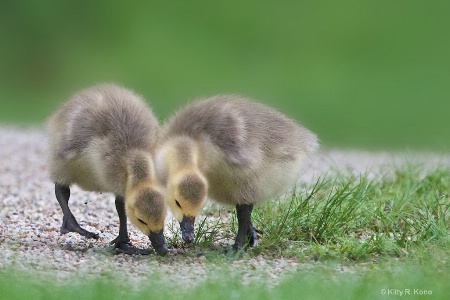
[247,223,263,248]
[110,237,152,255]
[60,214,99,239]
[232,203,262,251]
[232,222,263,251]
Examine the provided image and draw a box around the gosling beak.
[180,215,195,244]
[148,230,168,256]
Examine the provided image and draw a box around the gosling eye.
[137,218,148,226]
[175,199,182,209]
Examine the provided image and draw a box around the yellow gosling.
[156,94,318,250]
[47,83,168,255]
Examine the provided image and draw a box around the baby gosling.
[47,83,168,255]
[156,94,318,250]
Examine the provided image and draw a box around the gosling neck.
[165,137,200,176]
[125,149,156,189]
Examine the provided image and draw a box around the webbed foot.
[233,222,262,251]
[60,212,99,239]
[55,183,99,239]
[114,240,153,255]
[232,204,262,251]
[247,223,263,248]
[110,237,152,255]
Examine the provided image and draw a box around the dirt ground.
[0,127,449,286]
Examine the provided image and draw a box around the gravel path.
[1,127,449,288]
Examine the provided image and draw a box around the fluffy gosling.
[47,83,168,255]
[156,94,318,250]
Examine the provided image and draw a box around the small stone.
[195,255,206,262]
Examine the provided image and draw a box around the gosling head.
[126,184,168,255]
[167,171,208,244]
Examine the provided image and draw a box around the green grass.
[1,166,449,299]
[189,166,450,262]
[255,167,450,260]
[1,260,449,300]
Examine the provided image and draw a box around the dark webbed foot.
[232,204,262,251]
[61,214,99,239]
[111,237,152,255]
[233,222,262,251]
[55,183,99,239]
[246,223,263,248]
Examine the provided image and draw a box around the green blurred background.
[1,0,449,150]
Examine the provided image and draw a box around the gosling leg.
[233,204,260,250]
[111,196,151,255]
[55,183,99,239]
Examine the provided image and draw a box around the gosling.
[156,94,318,250]
[47,83,168,255]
